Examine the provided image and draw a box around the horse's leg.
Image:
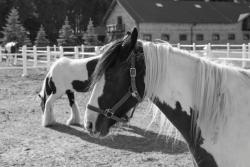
[6,53,10,66]
[42,94,57,127]
[13,53,17,65]
[66,90,80,125]
[9,54,13,66]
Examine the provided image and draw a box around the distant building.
[103,0,250,44]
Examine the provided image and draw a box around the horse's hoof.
[66,119,80,126]
[42,120,57,127]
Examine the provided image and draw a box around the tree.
[2,7,31,45]
[57,16,76,46]
[0,0,113,43]
[83,18,98,45]
[35,25,49,46]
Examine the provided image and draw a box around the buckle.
[131,91,138,98]
[130,68,136,77]
[104,109,113,118]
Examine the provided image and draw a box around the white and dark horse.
[4,41,20,65]
[38,43,114,127]
[84,28,250,167]
[38,56,100,127]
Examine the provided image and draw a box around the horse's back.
[48,57,91,92]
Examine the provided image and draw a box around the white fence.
[1,43,250,76]
[173,43,250,68]
[0,45,100,76]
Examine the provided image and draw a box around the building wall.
[105,3,137,33]
[105,3,250,44]
[139,22,249,44]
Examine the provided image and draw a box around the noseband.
[87,50,142,123]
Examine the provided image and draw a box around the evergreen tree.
[57,16,76,46]
[2,8,31,45]
[35,25,49,46]
[83,18,98,45]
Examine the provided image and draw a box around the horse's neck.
[147,46,197,114]
[145,45,219,166]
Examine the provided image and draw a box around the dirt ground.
[0,67,193,167]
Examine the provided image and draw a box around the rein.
[87,51,142,123]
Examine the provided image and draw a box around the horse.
[4,41,20,65]
[38,56,99,127]
[38,43,113,127]
[84,28,250,167]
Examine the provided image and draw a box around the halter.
[87,50,142,123]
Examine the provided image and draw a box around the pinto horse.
[4,41,19,65]
[38,43,113,127]
[84,28,250,167]
[38,56,99,127]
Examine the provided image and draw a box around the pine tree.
[35,25,49,46]
[57,16,76,46]
[2,8,31,45]
[83,18,98,45]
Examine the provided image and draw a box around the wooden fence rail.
[0,45,100,76]
[1,43,250,76]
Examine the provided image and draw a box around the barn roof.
[104,0,250,24]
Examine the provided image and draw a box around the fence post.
[0,46,2,62]
[33,46,37,67]
[53,45,56,59]
[206,43,211,58]
[47,46,51,71]
[95,46,100,56]
[177,43,180,49]
[13,52,17,65]
[74,46,79,59]
[59,46,63,58]
[242,43,247,68]
[226,43,230,58]
[81,44,85,58]
[248,43,250,59]
[22,45,27,77]
[192,43,196,52]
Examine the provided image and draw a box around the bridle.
[87,50,142,123]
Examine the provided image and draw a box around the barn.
[103,0,250,44]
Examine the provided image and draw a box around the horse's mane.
[193,58,232,143]
[91,39,123,87]
[142,41,250,143]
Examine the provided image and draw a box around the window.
[242,17,250,31]
[196,34,204,41]
[143,34,152,41]
[161,34,170,41]
[212,34,220,41]
[117,16,122,25]
[243,34,250,40]
[179,34,187,41]
[228,33,235,40]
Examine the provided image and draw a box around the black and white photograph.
[1,0,250,166]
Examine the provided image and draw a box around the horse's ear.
[120,28,138,60]
[130,28,138,49]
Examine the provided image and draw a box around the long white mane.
[142,41,171,99]
[193,58,229,142]
[141,40,250,144]
[142,41,181,140]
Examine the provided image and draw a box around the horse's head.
[84,28,146,137]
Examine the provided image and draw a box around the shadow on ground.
[49,123,188,154]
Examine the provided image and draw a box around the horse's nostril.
[86,121,93,131]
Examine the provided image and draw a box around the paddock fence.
[0,45,101,76]
[1,43,250,76]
